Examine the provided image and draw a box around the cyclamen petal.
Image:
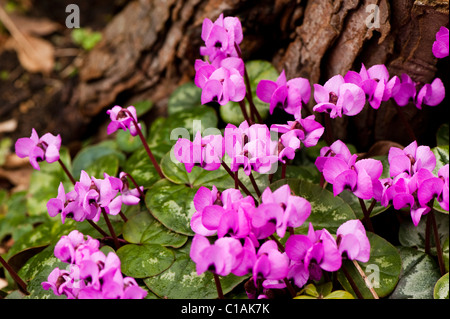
[432,26,449,59]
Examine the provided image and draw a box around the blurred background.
[0,0,448,193]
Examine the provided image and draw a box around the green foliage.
[71,28,102,51]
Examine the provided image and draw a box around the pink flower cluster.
[195,14,246,106]
[42,230,147,299]
[189,184,370,297]
[15,128,61,170]
[316,140,383,201]
[313,63,445,118]
[47,171,143,223]
[381,141,449,226]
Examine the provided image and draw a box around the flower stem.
[429,210,446,276]
[281,162,287,179]
[0,255,29,295]
[87,220,110,238]
[323,113,334,146]
[213,273,224,299]
[123,172,145,199]
[352,259,379,299]
[283,278,296,298]
[234,42,262,123]
[425,213,432,255]
[248,172,261,197]
[124,110,164,179]
[119,211,128,223]
[341,264,364,299]
[358,198,375,233]
[238,100,253,125]
[221,162,254,199]
[101,208,120,250]
[58,158,76,185]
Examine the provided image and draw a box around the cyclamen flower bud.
[106,105,141,137]
[15,128,61,170]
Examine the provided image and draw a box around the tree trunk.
[2,0,449,152]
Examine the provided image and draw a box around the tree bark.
[1,0,448,151]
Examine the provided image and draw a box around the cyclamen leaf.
[434,273,449,299]
[122,210,187,248]
[167,82,203,115]
[144,239,248,299]
[116,243,175,278]
[269,178,356,233]
[389,247,441,299]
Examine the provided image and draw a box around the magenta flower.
[256,70,311,115]
[271,110,324,163]
[336,219,370,263]
[191,186,255,238]
[252,184,311,238]
[74,170,122,222]
[391,75,445,108]
[432,26,449,59]
[388,141,436,178]
[315,139,353,173]
[252,240,289,286]
[344,64,399,109]
[106,105,141,137]
[313,74,366,118]
[322,154,383,200]
[15,128,61,170]
[43,230,147,299]
[415,78,446,110]
[108,172,144,206]
[174,131,224,173]
[200,14,243,63]
[285,223,341,287]
[224,121,278,175]
[195,60,246,106]
[47,182,86,223]
[190,234,244,276]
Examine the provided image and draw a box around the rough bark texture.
[1,0,449,152]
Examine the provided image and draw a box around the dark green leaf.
[436,123,449,147]
[122,210,188,248]
[168,82,202,115]
[116,122,147,153]
[116,243,175,278]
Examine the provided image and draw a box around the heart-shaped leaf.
[145,179,198,236]
[168,82,203,115]
[337,232,402,299]
[144,240,248,299]
[116,243,175,279]
[122,210,188,248]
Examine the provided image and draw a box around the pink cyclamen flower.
[313,74,366,118]
[174,131,224,173]
[415,78,446,110]
[47,182,86,223]
[285,223,342,287]
[200,14,243,63]
[108,172,144,206]
[15,128,61,170]
[344,63,399,109]
[391,75,445,109]
[195,59,246,106]
[252,184,311,238]
[432,26,449,59]
[43,230,147,299]
[106,105,141,137]
[271,109,324,163]
[190,234,245,276]
[315,139,353,173]
[256,70,311,115]
[224,121,278,175]
[320,144,383,200]
[74,170,122,222]
[252,240,289,286]
[336,219,370,263]
[388,140,436,178]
